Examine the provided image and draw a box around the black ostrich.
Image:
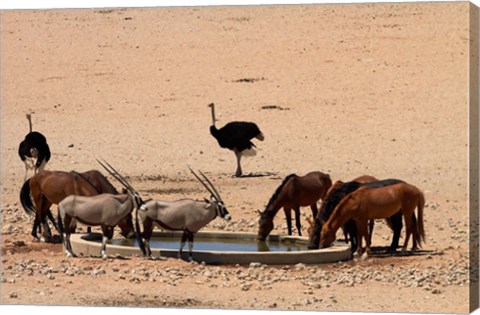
[208,103,264,177]
[18,113,51,181]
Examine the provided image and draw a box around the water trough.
[70,231,352,265]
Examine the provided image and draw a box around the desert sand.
[0,2,477,314]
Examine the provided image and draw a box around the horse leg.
[38,197,52,242]
[46,209,60,235]
[401,210,413,254]
[31,217,40,239]
[354,222,364,258]
[354,219,370,259]
[310,204,318,220]
[368,220,374,245]
[410,213,419,251]
[346,220,358,252]
[388,211,403,252]
[30,190,44,241]
[283,207,293,235]
[294,207,302,236]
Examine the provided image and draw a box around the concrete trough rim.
[70,231,352,265]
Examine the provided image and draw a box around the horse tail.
[20,179,36,216]
[417,192,426,246]
[135,205,147,257]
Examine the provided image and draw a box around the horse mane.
[70,171,101,194]
[264,173,297,212]
[320,180,363,222]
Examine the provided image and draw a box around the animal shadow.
[235,171,277,178]
[366,246,437,258]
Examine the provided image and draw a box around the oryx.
[57,159,145,259]
[138,168,231,261]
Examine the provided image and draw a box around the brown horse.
[308,175,406,252]
[257,171,332,241]
[20,170,134,241]
[320,182,425,257]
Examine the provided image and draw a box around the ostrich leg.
[234,150,243,177]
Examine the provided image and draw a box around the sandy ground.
[0,2,478,314]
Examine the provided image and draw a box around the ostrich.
[18,113,51,181]
[208,103,264,177]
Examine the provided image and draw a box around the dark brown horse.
[320,182,425,257]
[307,176,406,252]
[20,170,134,241]
[257,171,332,241]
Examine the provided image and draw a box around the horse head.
[307,217,324,249]
[257,209,273,241]
[319,223,336,248]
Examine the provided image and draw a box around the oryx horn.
[188,167,220,201]
[97,158,137,194]
[198,170,223,202]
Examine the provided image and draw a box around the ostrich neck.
[27,115,32,133]
[210,105,216,127]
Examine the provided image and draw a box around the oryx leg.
[100,226,114,259]
[63,215,77,258]
[187,231,195,262]
[294,207,302,236]
[142,218,154,258]
[234,149,243,177]
[178,230,189,259]
[283,207,293,235]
